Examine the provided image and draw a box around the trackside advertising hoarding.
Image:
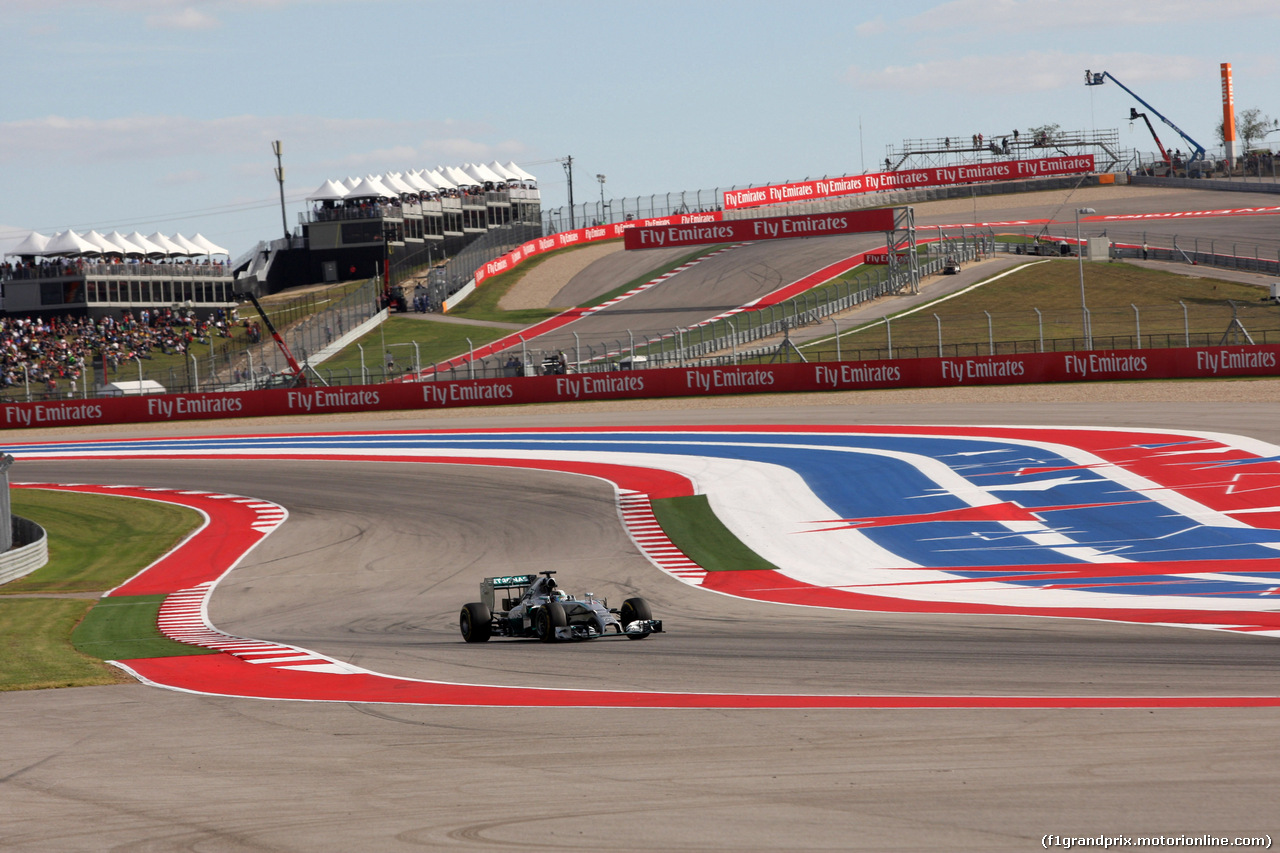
[4,344,1277,430]
[623,209,897,250]
[473,212,724,286]
[722,155,1097,211]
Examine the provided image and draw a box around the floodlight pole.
[597,174,607,224]
[562,155,575,230]
[1076,207,1096,349]
[272,140,288,241]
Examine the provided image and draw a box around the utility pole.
[272,140,288,241]
[562,155,575,230]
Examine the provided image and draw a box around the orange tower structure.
[1221,62,1238,166]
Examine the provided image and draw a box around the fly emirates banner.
[722,155,1096,211]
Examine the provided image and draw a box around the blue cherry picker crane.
[1085,70,1206,166]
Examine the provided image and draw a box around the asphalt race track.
[4,187,1280,852]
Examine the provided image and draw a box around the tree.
[1026,123,1061,146]
[1216,107,1278,149]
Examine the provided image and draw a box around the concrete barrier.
[0,516,48,585]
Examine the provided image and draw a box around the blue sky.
[2,0,1277,259]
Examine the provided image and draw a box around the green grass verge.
[4,489,201,594]
[448,248,583,324]
[650,494,779,573]
[72,594,215,661]
[795,258,1279,359]
[0,598,131,689]
[313,316,513,381]
[0,489,207,691]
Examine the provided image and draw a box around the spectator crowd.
[1,308,250,394]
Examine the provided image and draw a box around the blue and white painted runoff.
[12,423,1280,635]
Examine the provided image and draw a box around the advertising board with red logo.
[622,209,897,250]
[722,156,1096,211]
[4,344,1276,431]
[473,212,725,286]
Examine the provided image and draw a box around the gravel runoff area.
[495,184,1186,312]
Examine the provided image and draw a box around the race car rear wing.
[480,574,537,612]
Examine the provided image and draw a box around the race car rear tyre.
[537,601,567,643]
[620,597,652,639]
[460,602,492,643]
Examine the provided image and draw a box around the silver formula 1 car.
[459,571,662,643]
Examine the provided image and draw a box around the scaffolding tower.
[884,128,1121,173]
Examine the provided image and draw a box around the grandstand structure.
[0,162,542,319]
[238,162,542,298]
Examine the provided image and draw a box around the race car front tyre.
[620,597,653,639]
[537,601,567,643]
[460,602,492,643]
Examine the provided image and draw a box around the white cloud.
[145,7,221,29]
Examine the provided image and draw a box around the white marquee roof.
[7,230,51,256]
[146,232,188,255]
[443,165,478,187]
[189,233,230,256]
[504,161,537,182]
[345,176,394,198]
[44,230,98,256]
[105,231,144,255]
[170,233,206,255]
[464,162,505,184]
[307,179,351,201]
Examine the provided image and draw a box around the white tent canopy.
[464,162,505,184]
[443,165,479,187]
[44,230,98,256]
[380,173,417,195]
[126,232,167,257]
[188,233,229,256]
[404,170,437,192]
[80,231,119,255]
[504,161,537,182]
[346,177,394,198]
[424,169,456,190]
[307,179,350,201]
[486,161,521,181]
[7,230,51,256]
[104,231,143,256]
[170,233,206,256]
[146,232,187,256]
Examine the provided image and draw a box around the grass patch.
[448,249,579,324]
[0,598,131,689]
[800,258,1280,359]
[4,489,201,594]
[650,495,779,573]
[72,594,215,661]
[1,489,207,691]
[314,316,513,380]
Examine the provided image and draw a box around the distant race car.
[942,255,961,274]
[459,571,662,643]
